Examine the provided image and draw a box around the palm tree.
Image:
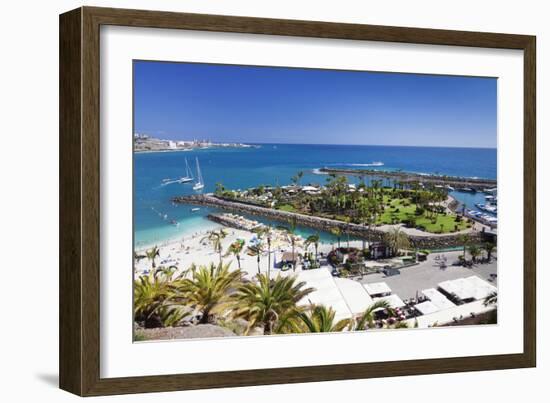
[353,300,391,330]
[232,274,314,335]
[344,217,351,247]
[277,217,299,272]
[291,171,304,186]
[225,240,244,269]
[201,229,228,265]
[214,182,225,195]
[483,242,496,262]
[296,171,304,186]
[134,251,146,263]
[384,227,411,256]
[305,234,320,266]
[134,267,184,328]
[292,305,351,333]
[468,244,482,263]
[330,227,342,248]
[371,179,382,198]
[145,246,160,269]
[484,291,498,306]
[458,234,470,259]
[247,244,264,275]
[255,226,274,277]
[177,263,243,324]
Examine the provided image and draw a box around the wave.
[348,162,384,167]
[325,162,384,167]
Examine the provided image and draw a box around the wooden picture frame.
[59,6,536,396]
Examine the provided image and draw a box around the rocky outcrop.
[173,194,486,249]
[136,324,236,341]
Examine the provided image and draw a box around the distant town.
[134,133,253,152]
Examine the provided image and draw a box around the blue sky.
[134,61,497,148]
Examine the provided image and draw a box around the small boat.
[445,185,455,191]
[178,158,193,183]
[169,219,179,226]
[191,207,201,212]
[193,157,205,191]
[476,203,497,214]
[459,187,476,193]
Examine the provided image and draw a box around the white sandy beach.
[134,223,367,279]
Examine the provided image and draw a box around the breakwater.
[318,168,497,191]
[172,194,486,249]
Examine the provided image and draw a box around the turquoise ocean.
[134,144,496,248]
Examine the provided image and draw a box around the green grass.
[376,196,469,233]
[273,191,469,234]
[276,204,297,212]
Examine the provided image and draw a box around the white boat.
[191,207,201,212]
[178,158,193,183]
[193,157,205,191]
[476,203,498,214]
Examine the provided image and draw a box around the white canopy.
[290,269,352,322]
[438,276,497,301]
[363,282,392,297]
[421,288,456,310]
[414,300,440,315]
[373,294,405,309]
[334,278,374,315]
[405,300,494,328]
[279,269,383,322]
[301,186,319,192]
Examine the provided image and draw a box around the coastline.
[134,145,255,154]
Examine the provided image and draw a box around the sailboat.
[178,158,193,183]
[193,157,205,191]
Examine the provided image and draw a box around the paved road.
[360,251,497,301]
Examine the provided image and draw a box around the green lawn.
[274,194,469,234]
[376,196,469,233]
[276,204,297,212]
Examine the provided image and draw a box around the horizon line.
[137,135,496,150]
[246,141,497,150]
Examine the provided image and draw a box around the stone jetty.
[318,167,497,191]
[172,194,486,249]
